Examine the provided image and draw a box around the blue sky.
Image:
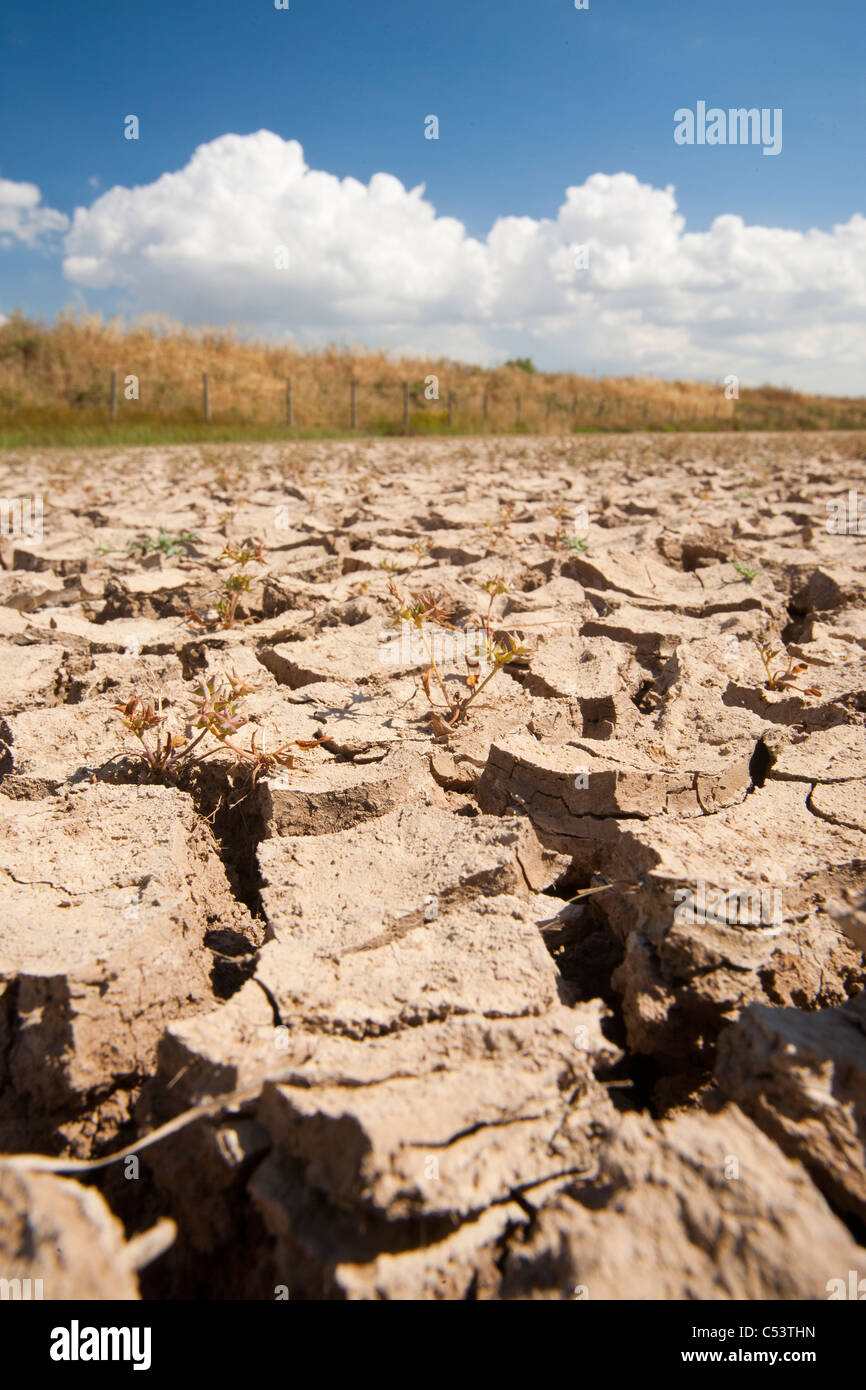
[1,0,865,389]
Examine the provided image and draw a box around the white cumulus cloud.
[0,177,68,246]
[60,130,866,392]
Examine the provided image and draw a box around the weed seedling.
[112,671,256,775]
[733,562,758,583]
[128,528,198,558]
[187,539,265,630]
[191,675,331,787]
[560,534,589,554]
[388,579,526,730]
[221,541,264,566]
[753,639,821,698]
[111,695,189,774]
[215,570,253,628]
[477,502,519,554]
[409,538,429,571]
[480,576,509,637]
[111,671,331,791]
[553,505,589,554]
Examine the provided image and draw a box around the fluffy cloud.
[0,177,68,246]
[61,131,866,391]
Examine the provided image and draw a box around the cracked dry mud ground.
[1,432,865,1300]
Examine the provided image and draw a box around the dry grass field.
[2,313,866,446]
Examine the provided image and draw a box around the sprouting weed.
[409,538,429,571]
[553,503,589,553]
[733,562,758,583]
[110,672,331,791]
[111,696,188,774]
[560,534,589,554]
[220,540,265,567]
[480,576,509,637]
[215,571,253,628]
[378,559,402,574]
[753,639,822,698]
[128,528,198,558]
[388,579,527,730]
[220,728,332,791]
[192,673,249,740]
[476,501,519,554]
[187,538,265,630]
[414,590,458,630]
[481,576,509,597]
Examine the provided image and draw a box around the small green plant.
[552,504,589,554]
[754,639,821,698]
[560,534,589,554]
[187,539,265,630]
[216,569,253,627]
[128,528,198,558]
[733,562,758,583]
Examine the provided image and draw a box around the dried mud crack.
[1,433,865,1299]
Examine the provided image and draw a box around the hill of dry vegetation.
[2,312,865,445]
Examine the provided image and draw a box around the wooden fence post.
[350,379,358,430]
[286,379,293,427]
[515,394,521,429]
[447,390,454,428]
[202,372,211,422]
[403,381,410,432]
[482,391,489,426]
[110,368,118,423]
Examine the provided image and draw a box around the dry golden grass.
[1,310,864,444]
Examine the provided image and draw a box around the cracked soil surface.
[1,432,865,1299]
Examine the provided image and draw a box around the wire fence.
[93,369,866,434]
